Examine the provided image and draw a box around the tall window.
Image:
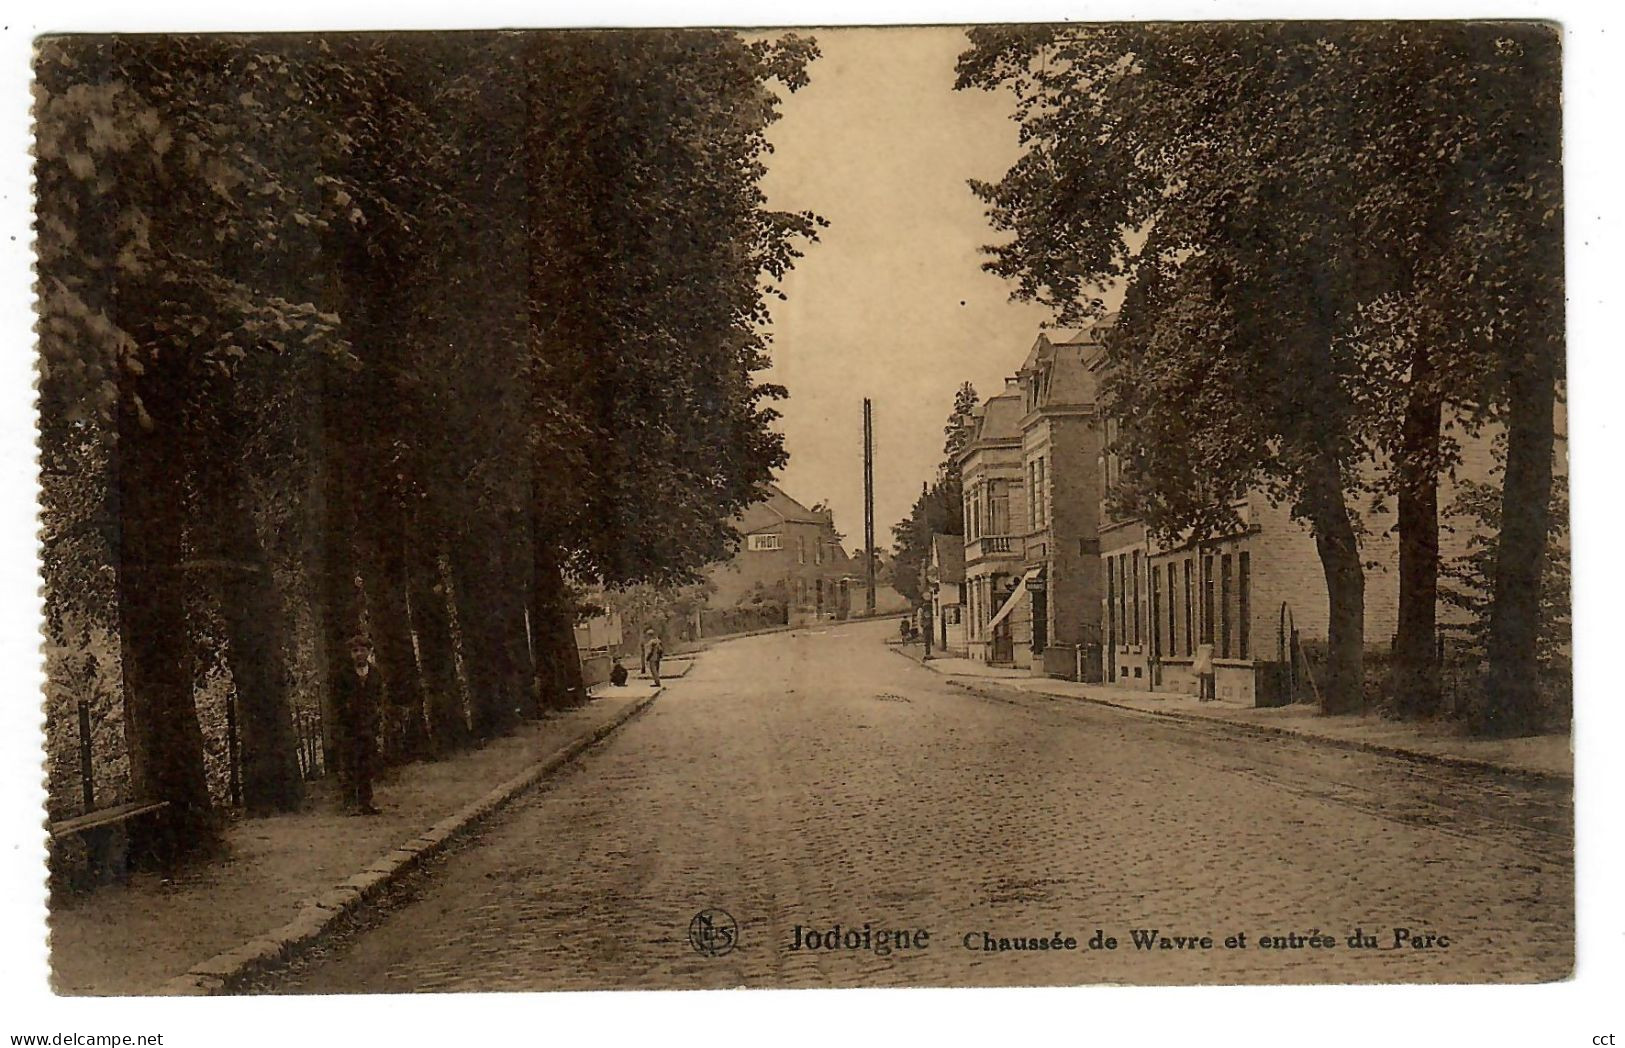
[1201,554,1215,645]
[1104,557,1116,650]
[1150,563,1162,658]
[989,480,1010,535]
[1168,563,1178,659]
[1239,551,1251,660]
[1183,559,1194,656]
[797,536,806,565]
[1220,553,1233,658]
[1118,554,1128,645]
[1035,456,1047,529]
[1131,549,1142,646]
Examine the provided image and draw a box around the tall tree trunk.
[447,535,520,740]
[1394,347,1443,718]
[1302,458,1366,715]
[529,581,564,711]
[496,511,541,720]
[358,486,430,765]
[1480,344,1558,737]
[546,593,587,707]
[496,531,538,719]
[530,533,585,710]
[316,359,371,799]
[210,479,304,815]
[116,398,216,864]
[407,516,469,755]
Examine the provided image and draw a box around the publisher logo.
[688,909,738,957]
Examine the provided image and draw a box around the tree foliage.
[958,23,1562,720]
[891,384,977,608]
[1442,460,1570,672]
[35,31,822,853]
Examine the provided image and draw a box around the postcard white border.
[1,3,1618,1045]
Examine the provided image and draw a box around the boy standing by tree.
[336,635,382,815]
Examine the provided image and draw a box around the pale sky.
[755,26,1053,550]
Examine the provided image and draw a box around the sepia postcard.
[27,20,1576,1007]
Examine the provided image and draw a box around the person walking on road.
[642,628,664,687]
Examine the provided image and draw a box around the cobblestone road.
[268,619,1572,991]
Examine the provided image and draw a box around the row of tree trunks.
[207,465,305,815]
[406,510,471,757]
[359,481,431,765]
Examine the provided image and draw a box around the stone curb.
[938,673,1570,785]
[680,614,896,656]
[890,648,1569,785]
[151,686,664,996]
[679,623,797,652]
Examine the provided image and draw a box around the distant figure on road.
[899,617,912,644]
[642,629,664,687]
[335,634,383,816]
[609,657,629,687]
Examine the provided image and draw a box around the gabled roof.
[930,534,965,583]
[735,484,829,534]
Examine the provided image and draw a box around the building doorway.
[992,619,1014,664]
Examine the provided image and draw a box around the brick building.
[1014,327,1107,679]
[957,380,1029,665]
[956,327,1108,676]
[949,307,1537,702]
[1093,361,1505,706]
[706,485,858,626]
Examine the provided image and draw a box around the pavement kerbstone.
[271,910,334,949]
[157,682,668,995]
[428,817,466,839]
[928,660,1567,784]
[307,886,364,914]
[380,845,426,868]
[154,974,224,996]
[186,938,282,982]
[338,869,393,899]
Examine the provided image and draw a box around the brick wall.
[1247,495,1401,651]
[706,518,853,614]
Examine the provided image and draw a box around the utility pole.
[863,398,876,617]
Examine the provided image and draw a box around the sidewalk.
[49,678,669,996]
[898,646,1571,782]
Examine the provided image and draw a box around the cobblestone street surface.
[266,618,1572,991]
